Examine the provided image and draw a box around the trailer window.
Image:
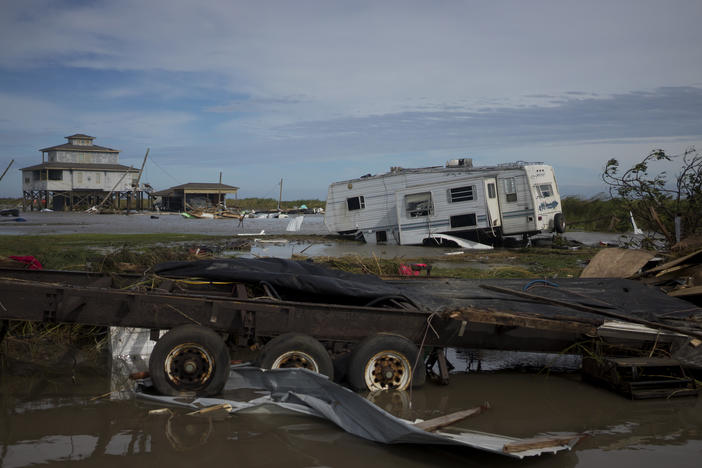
[538,184,553,197]
[450,213,477,228]
[504,178,517,202]
[405,192,433,218]
[449,185,475,203]
[346,196,365,211]
[487,183,496,199]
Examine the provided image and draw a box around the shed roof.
[155,182,239,197]
[20,162,139,172]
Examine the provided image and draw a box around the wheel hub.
[365,352,412,391]
[272,351,319,372]
[164,343,215,389]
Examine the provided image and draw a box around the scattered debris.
[582,357,698,399]
[285,215,304,232]
[137,367,582,459]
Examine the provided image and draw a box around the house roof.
[66,134,95,139]
[39,143,119,153]
[20,162,139,172]
[155,182,240,197]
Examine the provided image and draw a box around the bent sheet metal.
[136,366,582,459]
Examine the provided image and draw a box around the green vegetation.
[0,233,223,271]
[602,147,702,247]
[226,197,325,211]
[0,233,597,278]
[561,196,631,232]
[311,247,595,279]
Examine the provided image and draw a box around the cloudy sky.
[1,0,701,199]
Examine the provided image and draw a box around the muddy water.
[2,354,701,468]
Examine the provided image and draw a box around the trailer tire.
[149,325,230,397]
[554,213,566,233]
[348,333,426,392]
[259,333,334,380]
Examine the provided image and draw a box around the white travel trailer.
[324,159,565,246]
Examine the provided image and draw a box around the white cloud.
[3,0,702,117]
[1,1,702,198]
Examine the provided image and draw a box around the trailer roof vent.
[446,158,472,168]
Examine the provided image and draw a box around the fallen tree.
[602,147,702,248]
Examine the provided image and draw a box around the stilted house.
[21,134,141,211]
[155,183,239,211]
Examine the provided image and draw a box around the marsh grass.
[310,247,596,279]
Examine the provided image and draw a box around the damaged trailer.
[324,160,566,247]
[1,258,701,398]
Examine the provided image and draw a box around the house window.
[487,183,496,199]
[376,231,387,243]
[346,196,365,211]
[449,185,475,203]
[24,177,30,184]
[48,170,62,181]
[450,213,477,228]
[405,192,433,218]
[76,172,83,184]
[538,184,553,197]
[32,171,40,181]
[504,178,517,202]
[96,173,101,184]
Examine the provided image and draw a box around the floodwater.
[0,211,629,258]
[2,350,701,468]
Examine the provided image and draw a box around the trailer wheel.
[149,325,230,397]
[259,333,334,380]
[348,333,426,391]
[554,213,566,233]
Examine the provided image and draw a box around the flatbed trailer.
[1,264,701,397]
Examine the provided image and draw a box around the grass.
[310,247,596,279]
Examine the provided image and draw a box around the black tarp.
[154,258,409,305]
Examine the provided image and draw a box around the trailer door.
[498,175,535,235]
[484,178,501,229]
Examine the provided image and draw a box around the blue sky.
[1,0,701,199]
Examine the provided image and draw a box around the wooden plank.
[503,436,580,453]
[668,285,702,297]
[646,248,702,274]
[580,248,655,278]
[414,404,489,432]
[448,307,597,335]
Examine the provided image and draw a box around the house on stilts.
[20,134,146,211]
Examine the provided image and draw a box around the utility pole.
[128,148,149,214]
[218,171,223,210]
[278,178,283,211]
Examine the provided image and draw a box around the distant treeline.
[226,198,325,211]
[562,195,634,232]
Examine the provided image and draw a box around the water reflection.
[1,361,701,467]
